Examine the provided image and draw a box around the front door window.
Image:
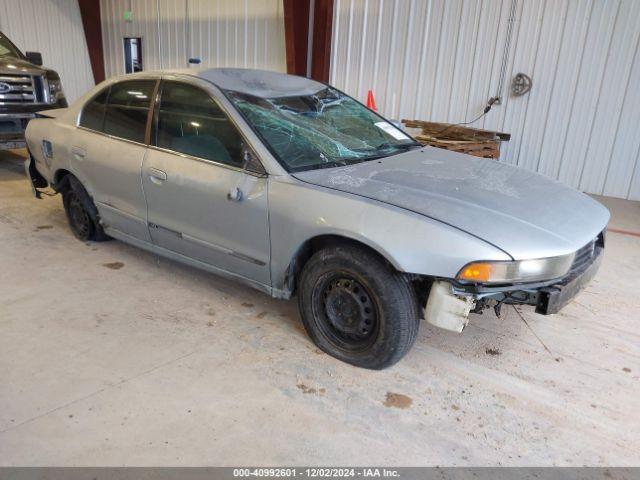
[154,81,245,168]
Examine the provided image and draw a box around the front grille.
[0,74,37,104]
[569,232,603,275]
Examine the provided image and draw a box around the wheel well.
[285,235,397,296]
[285,234,433,302]
[53,169,73,191]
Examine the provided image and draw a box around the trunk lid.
[36,107,66,119]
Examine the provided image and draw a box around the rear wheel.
[298,245,420,369]
[61,176,109,242]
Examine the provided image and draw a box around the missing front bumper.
[535,246,604,314]
[448,245,604,317]
[424,243,604,334]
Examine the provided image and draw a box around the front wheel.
[297,245,420,369]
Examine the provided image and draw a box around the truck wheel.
[62,176,109,242]
[297,244,420,369]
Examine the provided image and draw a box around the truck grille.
[0,74,38,104]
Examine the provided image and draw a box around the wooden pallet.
[402,119,510,159]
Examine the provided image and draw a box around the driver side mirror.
[242,146,266,176]
[25,51,43,66]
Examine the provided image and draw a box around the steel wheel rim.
[312,272,379,351]
[68,193,91,238]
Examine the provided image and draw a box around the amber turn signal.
[458,262,494,282]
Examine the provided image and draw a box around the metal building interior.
[0,0,639,471]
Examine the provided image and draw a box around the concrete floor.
[1,149,639,466]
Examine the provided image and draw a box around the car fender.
[26,116,101,199]
[268,177,512,294]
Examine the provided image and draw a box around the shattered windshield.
[226,87,419,172]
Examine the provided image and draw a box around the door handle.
[71,146,86,159]
[148,168,167,184]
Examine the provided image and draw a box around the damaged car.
[24,68,609,369]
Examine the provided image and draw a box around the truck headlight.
[456,254,574,284]
[47,75,65,102]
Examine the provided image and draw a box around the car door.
[142,80,271,285]
[72,79,157,242]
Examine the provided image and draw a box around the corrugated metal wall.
[330,0,640,200]
[0,0,94,102]
[100,0,286,79]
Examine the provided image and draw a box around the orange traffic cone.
[366,90,377,111]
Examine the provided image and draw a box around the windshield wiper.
[296,159,349,172]
[375,141,421,151]
[353,142,421,163]
[352,141,420,154]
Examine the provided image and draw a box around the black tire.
[297,244,420,369]
[61,176,110,242]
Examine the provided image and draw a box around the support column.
[283,0,334,82]
[78,0,105,84]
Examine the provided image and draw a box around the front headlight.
[456,254,574,284]
[46,74,65,102]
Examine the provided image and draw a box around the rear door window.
[79,87,110,131]
[103,80,155,143]
[154,81,244,168]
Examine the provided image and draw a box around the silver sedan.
[25,68,609,369]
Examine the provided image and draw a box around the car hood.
[0,56,46,75]
[293,147,610,260]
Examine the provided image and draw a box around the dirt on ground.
[1,150,639,466]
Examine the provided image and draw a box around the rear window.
[79,87,109,131]
[103,80,155,143]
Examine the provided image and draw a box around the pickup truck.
[0,31,67,150]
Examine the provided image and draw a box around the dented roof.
[158,68,327,99]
